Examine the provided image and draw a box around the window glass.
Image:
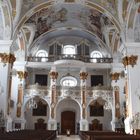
[63,45,76,55]
[90,51,102,63]
[60,76,77,87]
[36,50,48,62]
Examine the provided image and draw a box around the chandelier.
[27,98,37,109]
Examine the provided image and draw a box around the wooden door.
[61,111,75,134]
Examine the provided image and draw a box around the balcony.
[24,84,112,99]
[27,55,113,63]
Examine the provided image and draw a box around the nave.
[56,135,80,140]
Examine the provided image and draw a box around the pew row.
[79,131,140,140]
[0,130,57,140]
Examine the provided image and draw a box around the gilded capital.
[80,72,88,80]
[110,72,120,82]
[0,53,16,66]
[49,71,58,80]
[17,71,28,81]
[122,55,138,68]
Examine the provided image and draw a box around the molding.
[0,40,13,52]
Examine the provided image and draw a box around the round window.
[60,75,77,87]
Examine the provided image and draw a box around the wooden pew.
[79,131,126,140]
[0,130,56,140]
[93,136,140,140]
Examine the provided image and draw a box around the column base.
[13,118,26,130]
[48,119,57,130]
[6,115,13,132]
[124,117,133,134]
[111,119,116,131]
[79,119,89,131]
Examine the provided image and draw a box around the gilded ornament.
[0,53,16,66]
[80,72,88,80]
[17,71,28,81]
[122,55,138,68]
[110,72,120,82]
[49,71,58,80]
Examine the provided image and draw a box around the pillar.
[122,43,140,134]
[48,69,58,130]
[0,40,16,131]
[79,71,88,131]
[110,64,125,131]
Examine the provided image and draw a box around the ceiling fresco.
[25,4,114,42]
[1,0,138,55]
[16,0,119,23]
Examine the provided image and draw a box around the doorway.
[61,111,75,134]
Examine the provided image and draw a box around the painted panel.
[25,4,114,42]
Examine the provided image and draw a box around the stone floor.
[56,135,80,140]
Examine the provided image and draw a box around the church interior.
[0,0,140,139]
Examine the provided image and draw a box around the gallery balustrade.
[27,55,113,63]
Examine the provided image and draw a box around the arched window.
[90,51,102,63]
[36,50,48,62]
[60,75,77,87]
[63,45,76,55]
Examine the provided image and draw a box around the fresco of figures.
[25,4,113,41]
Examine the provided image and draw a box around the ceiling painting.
[25,4,114,44]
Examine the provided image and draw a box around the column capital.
[49,71,58,80]
[0,53,16,66]
[110,72,120,82]
[17,71,28,81]
[79,72,88,80]
[122,55,138,68]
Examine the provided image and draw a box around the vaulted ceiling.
[0,0,140,59]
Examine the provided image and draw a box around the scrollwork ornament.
[0,53,16,66]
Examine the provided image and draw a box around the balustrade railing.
[25,84,112,97]
[27,55,113,63]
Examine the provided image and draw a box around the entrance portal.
[61,111,75,134]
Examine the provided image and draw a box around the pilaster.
[79,70,89,131]
[0,40,15,131]
[48,68,58,130]
[123,43,140,134]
